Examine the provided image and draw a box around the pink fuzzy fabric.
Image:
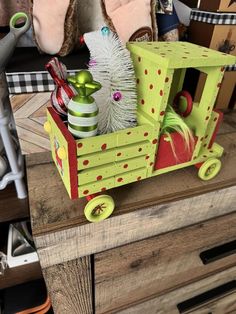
[104,0,154,43]
[32,0,70,54]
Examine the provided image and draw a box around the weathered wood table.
[26,112,236,314]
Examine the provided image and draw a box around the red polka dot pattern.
[145,155,150,160]
[83,190,89,195]
[136,78,140,84]
[123,164,128,169]
[101,143,107,150]
[78,143,83,148]
[101,187,106,192]
[165,77,169,83]
[152,139,158,144]
[149,84,153,90]
[117,152,121,157]
[137,176,141,181]
[160,90,163,96]
[127,131,131,135]
[144,69,148,75]
[151,108,155,114]
[144,132,148,137]
[205,116,209,121]
[150,162,154,166]
[141,99,145,105]
[117,178,123,182]
[160,111,165,116]
[97,175,102,181]
[138,148,142,152]
[83,160,89,166]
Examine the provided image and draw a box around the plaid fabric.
[190,10,236,25]
[6,70,77,94]
[226,64,236,71]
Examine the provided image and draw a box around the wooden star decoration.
[228,0,236,7]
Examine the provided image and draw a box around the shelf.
[0,183,29,223]
[0,262,42,290]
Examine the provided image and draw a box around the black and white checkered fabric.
[190,10,236,25]
[226,64,236,71]
[6,70,77,94]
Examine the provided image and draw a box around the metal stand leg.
[0,72,27,199]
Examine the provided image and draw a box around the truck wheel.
[198,158,221,181]
[84,195,115,222]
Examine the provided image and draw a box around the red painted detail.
[152,139,158,144]
[141,99,145,105]
[83,190,89,195]
[117,152,122,157]
[150,162,154,166]
[173,91,193,118]
[165,77,169,82]
[137,176,141,181]
[136,78,140,84]
[195,162,203,169]
[205,116,209,121]
[160,90,163,96]
[127,131,131,135]
[123,164,128,169]
[144,132,148,137]
[157,69,161,75]
[78,142,83,148]
[208,110,223,149]
[117,178,123,182]
[86,193,99,201]
[138,148,142,152]
[83,160,89,166]
[155,132,198,170]
[151,108,155,114]
[145,155,150,160]
[205,135,208,139]
[160,111,165,116]
[214,117,218,122]
[101,143,107,150]
[101,187,106,192]
[48,108,78,199]
[97,175,102,181]
[144,69,148,75]
[150,84,153,90]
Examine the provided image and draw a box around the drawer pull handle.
[177,280,236,313]
[199,239,236,265]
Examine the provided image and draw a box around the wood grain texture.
[27,131,236,237]
[0,262,42,290]
[187,292,236,314]
[10,93,51,154]
[42,257,93,314]
[0,183,29,223]
[117,265,236,314]
[34,184,236,268]
[95,212,236,313]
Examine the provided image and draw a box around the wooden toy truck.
[44,42,236,222]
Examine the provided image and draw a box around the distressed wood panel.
[42,257,93,314]
[34,185,236,268]
[117,266,236,314]
[95,212,236,313]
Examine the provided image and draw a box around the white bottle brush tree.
[84,27,137,134]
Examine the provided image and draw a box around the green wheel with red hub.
[198,158,222,181]
[84,195,115,222]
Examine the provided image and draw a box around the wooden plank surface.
[0,262,42,290]
[27,131,236,237]
[94,212,236,314]
[117,265,236,314]
[42,257,93,314]
[0,183,29,223]
[34,184,236,268]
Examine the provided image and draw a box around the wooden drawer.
[95,212,236,313]
[118,266,236,314]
